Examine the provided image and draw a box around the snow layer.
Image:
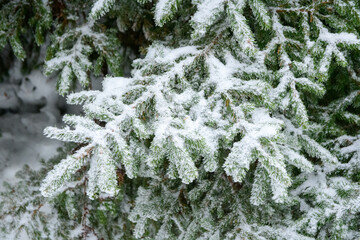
[0,61,64,189]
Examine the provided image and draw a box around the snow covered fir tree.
[0,0,360,239]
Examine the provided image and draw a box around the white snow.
[0,61,64,190]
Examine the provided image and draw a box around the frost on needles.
[41,0,348,204]
[42,38,328,204]
[1,0,360,239]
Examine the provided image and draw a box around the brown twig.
[197,32,224,59]
[31,203,44,218]
[80,176,100,240]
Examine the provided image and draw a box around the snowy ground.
[0,57,101,190]
[0,113,62,188]
[0,63,64,189]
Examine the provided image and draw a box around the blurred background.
[0,45,85,188]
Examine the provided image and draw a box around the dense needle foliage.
[0,0,359,239]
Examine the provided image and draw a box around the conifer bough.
[1,0,360,239]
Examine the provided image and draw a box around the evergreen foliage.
[1,0,360,239]
[0,0,51,60]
